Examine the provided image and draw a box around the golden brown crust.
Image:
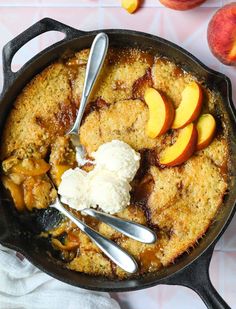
[0,62,73,160]
[71,48,153,105]
[80,99,160,154]
[68,251,113,277]
[23,175,56,210]
[152,58,194,107]
[148,155,227,265]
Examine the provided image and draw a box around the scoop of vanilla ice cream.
[59,140,140,214]
[89,169,131,214]
[92,140,140,182]
[58,167,90,211]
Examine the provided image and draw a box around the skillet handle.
[162,245,231,309]
[2,17,84,87]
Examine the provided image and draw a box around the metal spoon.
[67,32,109,166]
[51,196,138,273]
[82,208,157,244]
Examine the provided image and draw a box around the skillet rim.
[0,23,236,292]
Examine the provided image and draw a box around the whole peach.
[160,0,206,11]
[207,3,236,66]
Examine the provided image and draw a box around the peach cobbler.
[0,48,229,278]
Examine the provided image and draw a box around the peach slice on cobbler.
[145,87,175,138]
[159,123,198,166]
[196,114,216,150]
[172,82,203,129]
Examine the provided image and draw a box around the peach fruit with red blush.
[207,3,236,66]
[160,0,206,11]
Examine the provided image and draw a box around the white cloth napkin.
[0,245,120,309]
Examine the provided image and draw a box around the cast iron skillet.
[0,18,236,309]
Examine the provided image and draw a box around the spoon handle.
[82,208,157,244]
[52,198,138,274]
[69,33,109,135]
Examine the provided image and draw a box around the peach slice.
[172,82,203,129]
[207,3,236,66]
[160,0,206,11]
[121,0,141,14]
[2,176,25,212]
[159,123,198,166]
[196,114,216,150]
[12,159,50,176]
[51,238,80,251]
[145,87,175,138]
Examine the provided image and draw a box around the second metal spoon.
[82,208,157,244]
[51,196,138,273]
